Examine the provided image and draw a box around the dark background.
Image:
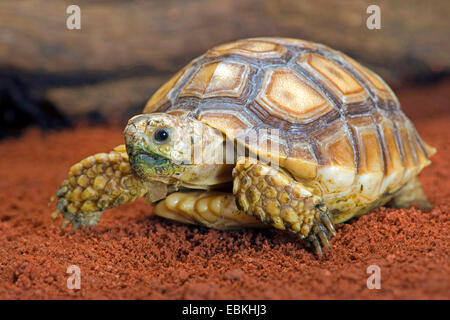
[1,0,449,138]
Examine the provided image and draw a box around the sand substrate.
[0,80,449,299]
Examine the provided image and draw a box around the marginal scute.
[180,61,250,99]
[347,116,384,200]
[256,68,333,123]
[374,111,405,193]
[311,120,356,194]
[392,113,420,185]
[406,121,431,169]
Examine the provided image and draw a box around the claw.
[320,212,336,236]
[304,210,335,256]
[48,195,56,207]
[318,230,332,249]
[50,209,60,220]
[71,220,82,232]
[60,220,69,230]
[310,236,323,256]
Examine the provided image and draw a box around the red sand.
[0,80,449,299]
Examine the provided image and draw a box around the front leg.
[50,145,154,230]
[232,157,336,255]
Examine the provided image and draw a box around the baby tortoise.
[51,38,435,255]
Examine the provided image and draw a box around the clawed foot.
[49,145,149,231]
[304,206,336,256]
[49,185,104,231]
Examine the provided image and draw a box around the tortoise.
[51,37,435,255]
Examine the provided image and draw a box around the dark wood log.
[0,0,448,123]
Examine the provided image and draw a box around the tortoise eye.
[153,128,170,144]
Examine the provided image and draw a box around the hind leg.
[153,191,265,230]
[391,177,432,210]
[232,157,336,256]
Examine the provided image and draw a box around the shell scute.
[391,112,421,185]
[198,111,252,140]
[373,110,405,193]
[207,39,287,60]
[256,68,333,123]
[347,116,384,175]
[284,134,318,180]
[347,115,384,199]
[340,54,399,106]
[310,119,355,170]
[180,61,250,99]
[305,53,364,96]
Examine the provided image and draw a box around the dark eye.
[153,128,170,143]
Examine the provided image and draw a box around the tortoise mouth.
[126,144,171,177]
[132,151,170,167]
[129,151,170,167]
[129,151,173,182]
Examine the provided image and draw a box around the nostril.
[129,114,148,125]
[126,115,151,133]
[127,123,137,133]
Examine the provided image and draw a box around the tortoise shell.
[143,38,434,221]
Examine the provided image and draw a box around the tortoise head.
[124,113,233,189]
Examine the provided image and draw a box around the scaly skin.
[51,145,150,230]
[232,157,336,255]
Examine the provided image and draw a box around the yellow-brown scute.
[207,39,288,60]
[255,68,333,123]
[179,61,250,99]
